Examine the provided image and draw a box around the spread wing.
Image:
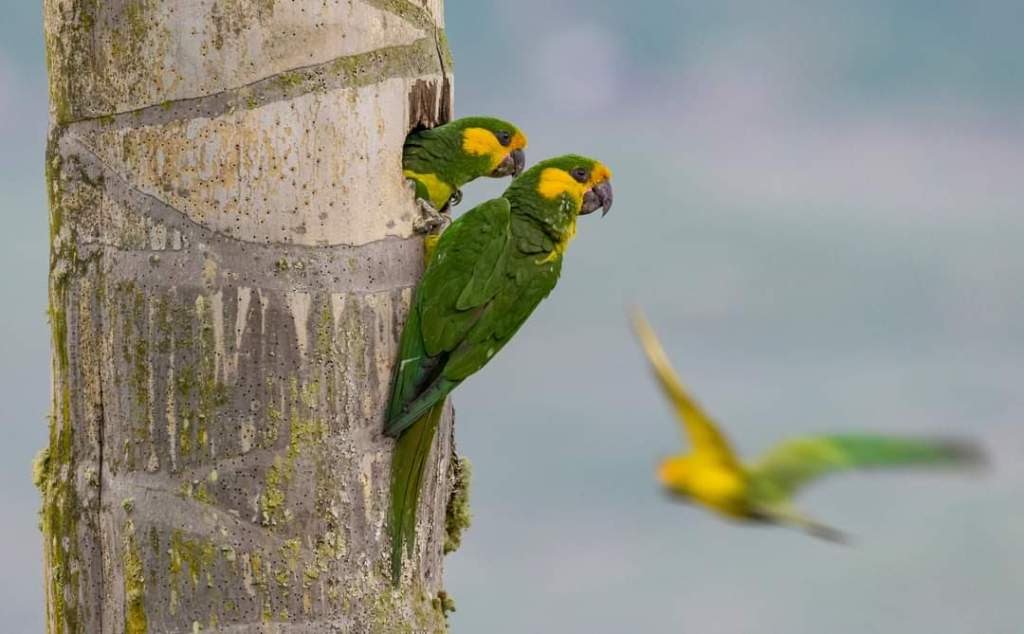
[631,309,739,466]
[750,434,985,502]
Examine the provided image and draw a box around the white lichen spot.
[359,452,377,522]
[202,257,218,288]
[229,286,253,384]
[286,291,313,360]
[150,222,168,250]
[166,364,178,472]
[241,553,257,597]
[209,289,226,383]
[170,586,179,615]
[257,289,269,339]
[146,448,160,473]
[330,292,346,334]
[240,416,256,454]
[146,298,159,458]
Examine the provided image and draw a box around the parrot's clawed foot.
[413,198,451,235]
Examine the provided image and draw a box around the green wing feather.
[750,434,984,503]
[386,290,430,425]
[403,125,461,178]
[418,197,512,355]
[441,265,557,380]
[385,197,512,437]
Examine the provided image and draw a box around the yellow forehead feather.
[509,131,528,151]
[589,163,612,185]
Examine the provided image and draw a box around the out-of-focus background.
[3,2,1023,632]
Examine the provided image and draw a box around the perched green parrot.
[403,116,528,258]
[631,310,985,542]
[386,155,614,582]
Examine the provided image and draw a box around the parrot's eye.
[495,130,512,147]
[570,167,589,183]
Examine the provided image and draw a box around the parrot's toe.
[413,199,450,234]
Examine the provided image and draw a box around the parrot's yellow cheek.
[462,127,508,171]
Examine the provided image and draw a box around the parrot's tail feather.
[385,378,457,438]
[931,438,988,470]
[760,506,851,546]
[800,520,850,545]
[389,402,446,585]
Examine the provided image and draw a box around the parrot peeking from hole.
[631,309,985,543]
[386,155,614,583]
[403,116,528,261]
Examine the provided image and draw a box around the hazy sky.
[3,2,1023,632]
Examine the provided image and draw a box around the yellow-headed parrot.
[403,116,527,260]
[632,310,985,542]
[386,155,613,582]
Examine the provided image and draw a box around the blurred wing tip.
[629,309,661,353]
[942,438,989,469]
[809,523,852,546]
[628,305,650,331]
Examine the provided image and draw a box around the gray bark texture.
[38,1,456,632]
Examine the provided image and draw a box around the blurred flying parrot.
[386,155,614,583]
[403,116,528,260]
[631,310,985,542]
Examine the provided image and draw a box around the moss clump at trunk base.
[444,456,472,555]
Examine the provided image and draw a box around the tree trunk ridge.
[40,1,455,631]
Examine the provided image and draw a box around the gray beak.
[492,149,526,178]
[580,180,614,216]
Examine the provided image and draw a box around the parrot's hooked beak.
[580,180,614,216]
[492,149,526,178]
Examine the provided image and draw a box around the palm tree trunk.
[39,1,455,631]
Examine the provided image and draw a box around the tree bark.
[39,1,455,631]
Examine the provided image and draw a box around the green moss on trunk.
[41,132,82,634]
[123,520,148,634]
[443,457,472,554]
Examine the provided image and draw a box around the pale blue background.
[3,2,1023,632]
